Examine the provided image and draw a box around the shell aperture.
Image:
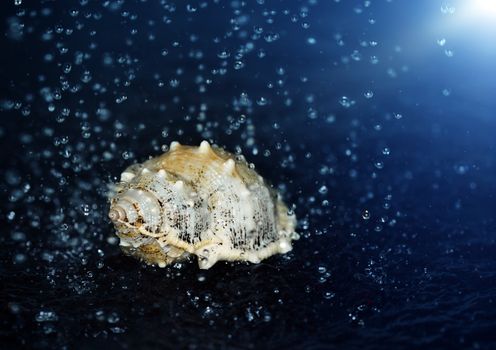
[108,141,298,269]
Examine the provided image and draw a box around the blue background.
[1,0,495,348]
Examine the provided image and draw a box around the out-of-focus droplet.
[318,185,328,195]
[256,97,268,106]
[364,90,374,99]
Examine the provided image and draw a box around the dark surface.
[1,0,495,349]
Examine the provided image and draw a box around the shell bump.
[108,141,298,269]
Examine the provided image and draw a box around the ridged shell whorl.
[108,140,298,269]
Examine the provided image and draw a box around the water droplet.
[440,4,456,15]
[362,209,371,220]
[351,50,361,61]
[21,106,31,116]
[122,151,133,159]
[374,161,384,169]
[339,96,354,108]
[323,291,335,300]
[264,32,279,42]
[186,4,197,12]
[80,204,91,216]
[217,50,230,59]
[454,164,469,175]
[256,97,268,106]
[115,95,127,104]
[80,70,92,83]
[35,311,58,322]
[107,312,120,324]
[234,61,245,70]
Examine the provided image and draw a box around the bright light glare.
[462,0,496,20]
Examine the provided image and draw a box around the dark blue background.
[1,0,495,349]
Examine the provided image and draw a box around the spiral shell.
[108,141,298,269]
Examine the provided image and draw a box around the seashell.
[108,140,298,269]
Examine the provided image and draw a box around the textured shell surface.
[108,140,298,269]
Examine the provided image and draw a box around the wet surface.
[1,0,496,349]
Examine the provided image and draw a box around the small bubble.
[339,96,353,108]
[364,90,374,99]
[454,164,469,175]
[8,303,20,314]
[351,50,361,61]
[21,106,30,116]
[318,185,328,195]
[186,4,197,12]
[14,253,26,264]
[80,204,91,216]
[35,311,58,322]
[107,312,120,324]
[323,291,335,300]
[256,97,268,106]
[264,33,279,42]
[80,70,92,83]
[115,95,128,104]
[111,327,125,334]
[440,4,456,15]
[362,209,371,220]
[122,151,133,159]
[374,161,384,169]
[234,61,245,70]
[217,50,230,59]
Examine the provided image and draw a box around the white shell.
[108,141,298,269]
